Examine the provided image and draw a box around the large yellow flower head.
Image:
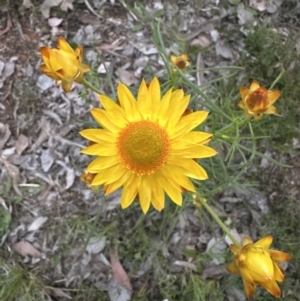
[80,77,217,213]
[39,37,90,93]
[227,235,291,299]
[238,80,281,121]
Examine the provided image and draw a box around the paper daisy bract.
[39,37,90,93]
[227,235,291,299]
[170,54,190,70]
[80,77,217,213]
[238,80,281,121]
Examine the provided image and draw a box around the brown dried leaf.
[116,68,137,87]
[15,134,29,155]
[201,265,225,279]
[2,159,21,195]
[249,0,266,11]
[60,0,74,11]
[22,0,34,8]
[110,248,132,291]
[12,241,42,258]
[0,123,11,151]
[29,120,51,152]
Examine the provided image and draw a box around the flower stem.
[196,195,240,245]
[269,69,284,90]
[82,78,104,95]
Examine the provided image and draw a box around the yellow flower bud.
[170,54,190,70]
[227,235,291,299]
[39,37,90,92]
[237,80,281,121]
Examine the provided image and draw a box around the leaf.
[86,236,106,254]
[60,0,74,11]
[110,248,132,291]
[0,207,11,237]
[22,0,34,8]
[0,123,11,151]
[249,0,266,11]
[28,216,48,232]
[2,159,21,195]
[40,0,62,18]
[15,134,29,155]
[12,241,42,258]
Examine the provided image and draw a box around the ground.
[1,0,300,301]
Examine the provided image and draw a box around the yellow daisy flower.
[227,235,291,299]
[238,80,281,121]
[39,37,90,92]
[170,54,190,70]
[80,77,217,213]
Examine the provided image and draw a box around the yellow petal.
[181,54,188,61]
[61,80,73,93]
[92,164,126,186]
[161,165,195,192]
[254,235,272,249]
[253,113,263,121]
[168,157,208,180]
[226,261,240,275]
[105,171,134,195]
[239,87,249,100]
[99,95,125,115]
[156,88,172,125]
[40,47,51,62]
[87,156,119,172]
[242,236,253,246]
[257,280,281,298]
[137,79,149,102]
[75,46,83,62]
[167,95,190,131]
[149,77,160,107]
[120,176,141,209]
[229,244,241,255]
[117,83,140,121]
[156,171,182,206]
[57,37,75,53]
[91,108,122,133]
[50,50,79,78]
[137,81,152,119]
[273,262,284,282]
[170,111,209,139]
[79,129,117,143]
[170,89,184,103]
[79,63,91,73]
[149,175,165,211]
[81,143,117,156]
[267,90,281,104]
[269,250,291,262]
[138,176,152,214]
[237,100,245,109]
[242,277,256,299]
[171,132,212,147]
[171,145,217,158]
[170,55,177,64]
[265,105,277,115]
[249,80,260,92]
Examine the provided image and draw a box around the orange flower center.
[246,87,269,112]
[117,120,170,175]
[175,58,187,70]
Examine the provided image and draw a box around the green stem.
[269,69,284,90]
[196,195,240,245]
[82,78,104,95]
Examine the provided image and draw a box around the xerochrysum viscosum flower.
[80,77,217,213]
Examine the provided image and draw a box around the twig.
[0,13,12,36]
